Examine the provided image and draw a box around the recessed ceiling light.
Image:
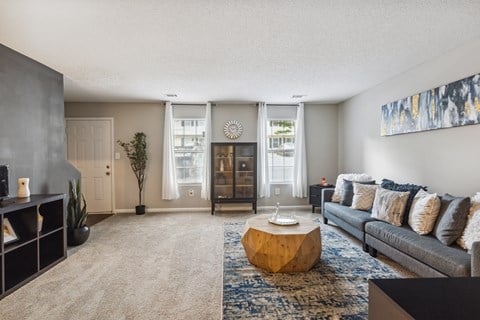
[165,93,178,98]
[291,94,306,99]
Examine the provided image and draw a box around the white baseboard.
[114,204,311,214]
[115,207,209,213]
[259,205,311,211]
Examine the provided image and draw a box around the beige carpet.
[0,210,413,320]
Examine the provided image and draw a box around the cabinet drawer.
[309,195,322,206]
[310,186,324,196]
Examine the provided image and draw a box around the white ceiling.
[1,1,480,104]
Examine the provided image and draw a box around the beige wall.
[65,103,172,210]
[65,36,480,209]
[212,104,258,142]
[338,36,480,196]
[65,102,338,210]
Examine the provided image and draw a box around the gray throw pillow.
[432,194,470,245]
[341,179,375,207]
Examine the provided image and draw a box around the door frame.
[65,117,116,214]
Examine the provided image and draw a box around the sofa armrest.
[321,188,335,213]
[472,241,480,277]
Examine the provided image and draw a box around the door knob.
[106,172,110,176]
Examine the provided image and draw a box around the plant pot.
[67,225,90,246]
[135,205,146,215]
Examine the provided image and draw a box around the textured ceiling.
[1,1,480,104]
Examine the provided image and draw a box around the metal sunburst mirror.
[223,120,243,139]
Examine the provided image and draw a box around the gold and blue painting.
[381,73,480,136]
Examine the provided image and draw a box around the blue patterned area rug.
[223,220,401,320]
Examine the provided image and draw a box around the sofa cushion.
[408,189,441,235]
[324,202,376,230]
[341,179,375,207]
[366,221,471,277]
[351,183,378,211]
[331,173,373,203]
[432,194,470,246]
[381,178,427,225]
[371,187,410,227]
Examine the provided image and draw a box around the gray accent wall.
[0,44,79,197]
[338,36,480,196]
[65,102,338,210]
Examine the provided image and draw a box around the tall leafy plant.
[117,132,148,207]
[67,179,88,229]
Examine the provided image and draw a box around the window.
[267,120,295,183]
[174,119,206,184]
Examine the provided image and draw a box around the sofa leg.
[363,243,369,252]
[369,247,378,257]
[323,217,328,224]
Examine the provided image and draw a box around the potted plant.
[67,179,90,246]
[117,132,148,214]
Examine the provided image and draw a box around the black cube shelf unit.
[0,194,66,299]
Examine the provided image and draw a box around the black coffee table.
[369,277,480,320]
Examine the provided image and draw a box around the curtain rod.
[263,104,298,107]
[170,103,209,106]
[168,103,299,107]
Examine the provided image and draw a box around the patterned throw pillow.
[381,179,427,225]
[432,194,470,246]
[460,212,480,252]
[351,183,378,211]
[341,179,375,207]
[408,189,441,235]
[331,173,373,203]
[371,187,410,226]
[457,193,480,250]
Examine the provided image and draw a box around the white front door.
[66,119,113,213]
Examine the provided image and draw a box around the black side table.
[369,277,480,320]
[309,184,334,213]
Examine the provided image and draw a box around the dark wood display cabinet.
[211,142,257,215]
[0,194,66,299]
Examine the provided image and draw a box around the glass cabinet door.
[213,144,234,199]
[234,144,255,198]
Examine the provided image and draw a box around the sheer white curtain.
[292,102,307,198]
[200,102,212,200]
[257,102,270,198]
[162,102,180,200]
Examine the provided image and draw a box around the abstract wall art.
[381,73,480,136]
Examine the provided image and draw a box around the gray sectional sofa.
[321,188,480,277]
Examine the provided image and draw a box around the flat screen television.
[0,165,9,200]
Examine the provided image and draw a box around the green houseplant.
[117,132,148,214]
[67,179,90,246]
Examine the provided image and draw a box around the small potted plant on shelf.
[117,132,148,214]
[67,179,90,246]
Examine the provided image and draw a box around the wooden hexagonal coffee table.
[241,214,322,273]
